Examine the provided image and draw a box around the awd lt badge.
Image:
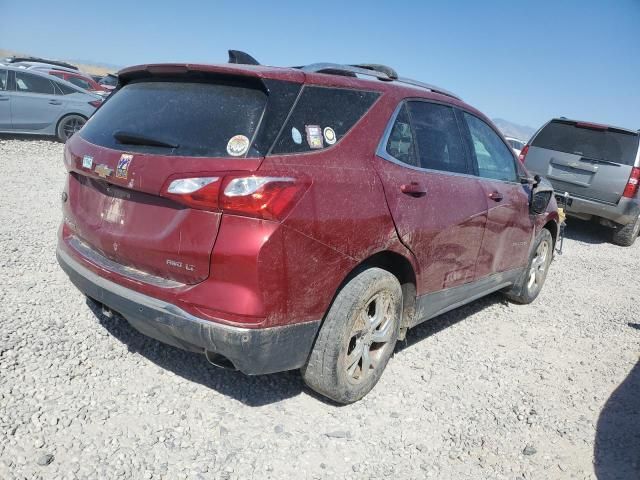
[95,164,113,178]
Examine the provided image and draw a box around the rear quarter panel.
[254,91,418,325]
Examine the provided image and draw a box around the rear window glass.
[532,121,639,166]
[271,86,379,154]
[80,80,267,157]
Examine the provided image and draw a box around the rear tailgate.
[62,70,298,284]
[525,120,639,204]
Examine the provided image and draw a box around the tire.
[503,229,553,304]
[612,215,640,247]
[56,114,86,142]
[301,268,402,404]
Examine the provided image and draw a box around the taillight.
[166,177,221,210]
[623,167,640,198]
[518,144,529,163]
[163,175,309,221]
[89,100,103,108]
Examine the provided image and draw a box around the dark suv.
[57,52,559,403]
[522,118,640,246]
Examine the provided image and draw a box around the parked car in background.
[12,62,114,96]
[522,118,640,246]
[0,65,102,141]
[98,73,118,88]
[56,52,559,403]
[506,136,526,156]
[46,70,111,96]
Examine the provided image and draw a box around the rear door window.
[386,104,418,167]
[15,72,56,95]
[531,120,639,166]
[79,80,267,157]
[271,86,379,154]
[0,70,7,90]
[406,101,470,174]
[464,113,518,182]
[55,82,79,95]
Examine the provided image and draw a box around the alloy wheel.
[62,118,86,140]
[527,239,550,293]
[345,292,396,383]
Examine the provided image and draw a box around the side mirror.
[519,176,535,185]
[530,190,552,214]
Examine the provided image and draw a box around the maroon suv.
[57,52,559,403]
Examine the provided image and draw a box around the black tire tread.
[301,268,401,404]
[612,216,640,247]
[503,228,553,305]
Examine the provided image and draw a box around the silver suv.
[522,118,640,246]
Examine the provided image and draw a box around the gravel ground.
[1,137,639,480]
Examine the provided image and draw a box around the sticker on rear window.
[82,155,93,169]
[291,127,302,145]
[305,125,324,149]
[226,135,250,157]
[323,127,336,145]
[116,154,133,179]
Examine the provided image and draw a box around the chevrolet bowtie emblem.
[95,164,113,178]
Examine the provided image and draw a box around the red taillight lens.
[165,177,221,210]
[220,176,308,221]
[163,175,309,221]
[623,167,640,198]
[89,100,103,108]
[518,144,529,163]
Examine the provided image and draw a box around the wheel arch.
[543,219,558,246]
[332,250,418,338]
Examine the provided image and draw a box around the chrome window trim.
[460,110,525,185]
[376,99,523,186]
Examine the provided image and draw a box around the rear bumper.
[563,195,640,225]
[57,247,320,375]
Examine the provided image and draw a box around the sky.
[2,0,638,131]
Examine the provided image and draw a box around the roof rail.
[299,63,395,81]
[224,51,461,100]
[351,64,398,80]
[298,63,460,99]
[396,77,461,100]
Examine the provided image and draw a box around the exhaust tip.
[205,351,237,370]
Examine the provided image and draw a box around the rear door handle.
[49,100,62,105]
[0,96,9,101]
[400,182,427,197]
[489,191,503,202]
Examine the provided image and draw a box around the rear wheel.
[503,229,553,304]
[56,114,86,142]
[612,215,640,247]
[301,268,402,404]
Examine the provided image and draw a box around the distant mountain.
[492,118,536,142]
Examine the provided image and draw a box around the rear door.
[461,112,533,276]
[63,75,296,284]
[11,71,64,130]
[525,120,639,204]
[0,69,10,128]
[374,100,488,294]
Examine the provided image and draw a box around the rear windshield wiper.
[113,131,179,149]
[577,155,621,167]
